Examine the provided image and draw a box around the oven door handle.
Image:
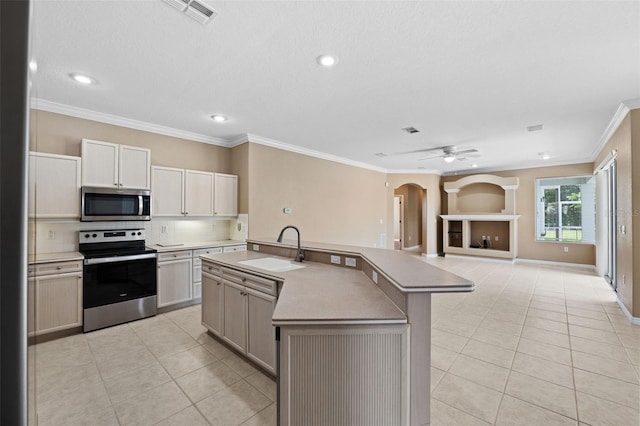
[84,253,157,265]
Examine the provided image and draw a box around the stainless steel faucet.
[276,225,305,262]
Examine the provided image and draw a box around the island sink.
[237,257,306,272]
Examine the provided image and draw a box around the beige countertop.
[147,240,246,252]
[249,238,475,293]
[200,250,407,326]
[28,251,84,264]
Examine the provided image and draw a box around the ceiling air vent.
[527,124,544,132]
[402,126,420,134]
[162,0,217,25]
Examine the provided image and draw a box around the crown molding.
[30,98,230,146]
[243,133,388,173]
[442,157,594,177]
[590,101,635,161]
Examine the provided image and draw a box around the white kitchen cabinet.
[185,170,214,216]
[222,280,247,353]
[152,167,218,217]
[245,287,277,371]
[201,269,224,336]
[214,173,238,216]
[28,260,83,336]
[192,247,224,298]
[28,152,81,219]
[157,251,192,308]
[82,139,151,189]
[152,166,184,216]
[201,261,277,374]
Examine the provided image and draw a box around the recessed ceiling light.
[538,152,551,160]
[472,163,478,168]
[211,114,228,123]
[29,60,38,73]
[69,73,96,85]
[316,54,338,67]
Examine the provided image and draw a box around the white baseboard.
[616,298,640,325]
[403,245,420,250]
[515,258,596,270]
[423,253,438,258]
[444,254,515,264]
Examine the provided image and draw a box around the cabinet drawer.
[30,260,83,276]
[202,262,223,278]
[222,267,277,296]
[223,244,247,253]
[158,250,192,262]
[194,247,223,257]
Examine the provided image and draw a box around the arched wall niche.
[444,174,519,214]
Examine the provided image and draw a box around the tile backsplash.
[29,216,248,254]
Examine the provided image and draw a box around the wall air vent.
[374,152,387,157]
[527,124,544,132]
[162,0,217,24]
[402,126,420,134]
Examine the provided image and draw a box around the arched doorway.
[394,183,425,251]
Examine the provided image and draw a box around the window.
[535,176,595,243]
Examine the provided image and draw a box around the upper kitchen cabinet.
[214,173,238,216]
[29,152,81,219]
[185,170,214,216]
[152,166,217,217]
[152,166,185,216]
[82,139,151,189]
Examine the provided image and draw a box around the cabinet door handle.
[114,183,118,186]
[216,283,221,286]
[185,212,189,215]
[56,266,62,270]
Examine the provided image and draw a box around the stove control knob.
[137,232,142,236]
[84,233,90,238]
[92,233,97,238]
[131,232,135,236]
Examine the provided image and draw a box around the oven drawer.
[30,260,83,277]
[222,267,278,296]
[158,250,192,262]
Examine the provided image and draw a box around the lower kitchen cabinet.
[157,251,192,308]
[201,260,278,375]
[223,281,247,353]
[28,260,83,336]
[201,269,224,336]
[245,287,277,371]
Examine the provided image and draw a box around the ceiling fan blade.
[454,148,478,155]
[417,153,444,161]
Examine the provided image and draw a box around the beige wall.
[231,143,250,214]
[30,110,231,173]
[387,174,441,256]
[457,183,505,213]
[442,163,596,265]
[594,112,636,316]
[245,143,388,247]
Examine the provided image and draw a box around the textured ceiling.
[30,1,640,174]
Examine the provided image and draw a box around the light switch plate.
[330,255,341,265]
[372,270,378,284]
[345,257,357,267]
[253,244,260,251]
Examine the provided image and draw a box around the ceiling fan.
[393,145,479,163]
[417,146,479,163]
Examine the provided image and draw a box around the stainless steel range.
[79,229,157,332]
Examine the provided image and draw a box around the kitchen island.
[200,239,474,426]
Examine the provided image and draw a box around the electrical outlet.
[47,229,55,240]
[482,235,486,240]
[330,255,341,265]
[495,236,499,241]
[237,223,242,231]
[345,257,357,267]
[487,236,491,241]
[372,270,378,284]
[252,244,260,251]
[622,275,626,285]
[161,225,168,234]
[564,246,569,253]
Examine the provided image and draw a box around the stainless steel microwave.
[81,187,151,222]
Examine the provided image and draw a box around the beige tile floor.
[425,256,640,426]
[29,256,640,425]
